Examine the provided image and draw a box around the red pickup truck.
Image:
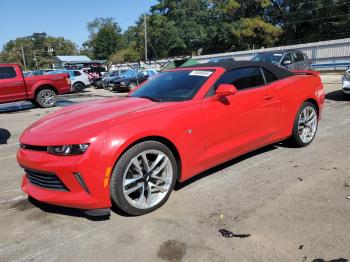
[0,64,72,108]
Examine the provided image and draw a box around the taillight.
[66,77,71,85]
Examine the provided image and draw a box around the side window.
[0,67,17,80]
[216,67,265,91]
[293,52,304,62]
[282,53,294,65]
[73,71,81,77]
[262,68,277,84]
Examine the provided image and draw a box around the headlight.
[47,144,89,156]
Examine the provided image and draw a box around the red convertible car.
[17,61,325,216]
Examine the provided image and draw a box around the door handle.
[263,94,274,100]
[15,81,22,85]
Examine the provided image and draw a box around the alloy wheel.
[122,150,173,209]
[40,91,56,106]
[128,82,137,90]
[298,106,317,144]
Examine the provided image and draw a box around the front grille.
[20,144,47,152]
[25,169,69,191]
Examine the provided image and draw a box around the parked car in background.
[208,57,235,63]
[110,69,158,91]
[22,71,32,77]
[92,70,125,89]
[342,68,350,98]
[0,64,71,107]
[47,69,91,93]
[251,50,312,70]
[100,69,137,89]
[17,61,325,216]
[26,69,54,76]
[101,70,128,89]
[70,70,91,92]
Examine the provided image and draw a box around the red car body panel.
[17,65,325,210]
[0,64,71,104]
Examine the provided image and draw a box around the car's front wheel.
[290,101,318,147]
[128,81,137,91]
[110,141,177,215]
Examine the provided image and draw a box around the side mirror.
[283,60,292,66]
[215,84,238,96]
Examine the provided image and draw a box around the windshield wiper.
[137,96,162,102]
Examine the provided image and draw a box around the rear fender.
[30,81,58,98]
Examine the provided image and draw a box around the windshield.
[131,70,213,102]
[251,53,283,64]
[122,70,137,78]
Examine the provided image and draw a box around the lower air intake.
[25,169,69,191]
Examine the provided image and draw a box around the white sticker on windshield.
[189,70,213,77]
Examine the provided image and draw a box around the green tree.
[267,0,350,44]
[87,17,124,59]
[109,48,141,63]
[145,0,281,57]
[1,33,77,69]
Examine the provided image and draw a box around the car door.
[202,67,281,166]
[291,52,306,70]
[303,53,312,70]
[0,66,27,103]
[281,53,296,70]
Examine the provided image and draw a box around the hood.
[20,97,176,145]
[114,75,137,83]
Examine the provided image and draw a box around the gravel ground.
[0,76,349,262]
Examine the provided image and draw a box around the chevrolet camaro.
[17,61,325,216]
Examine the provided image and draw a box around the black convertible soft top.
[182,60,295,80]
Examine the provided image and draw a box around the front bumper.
[17,147,112,210]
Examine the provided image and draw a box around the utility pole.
[21,44,27,71]
[144,15,148,63]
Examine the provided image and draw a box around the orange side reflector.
[103,167,112,188]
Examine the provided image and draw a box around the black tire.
[128,82,137,91]
[35,89,57,108]
[73,82,85,93]
[110,141,177,216]
[290,101,318,147]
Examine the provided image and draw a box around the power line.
[267,1,350,19]
[284,14,349,25]
[147,36,159,60]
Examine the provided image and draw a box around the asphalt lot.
[0,75,349,262]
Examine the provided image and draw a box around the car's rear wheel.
[110,141,177,216]
[290,101,318,147]
[73,82,85,93]
[128,82,137,91]
[35,89,57,108]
